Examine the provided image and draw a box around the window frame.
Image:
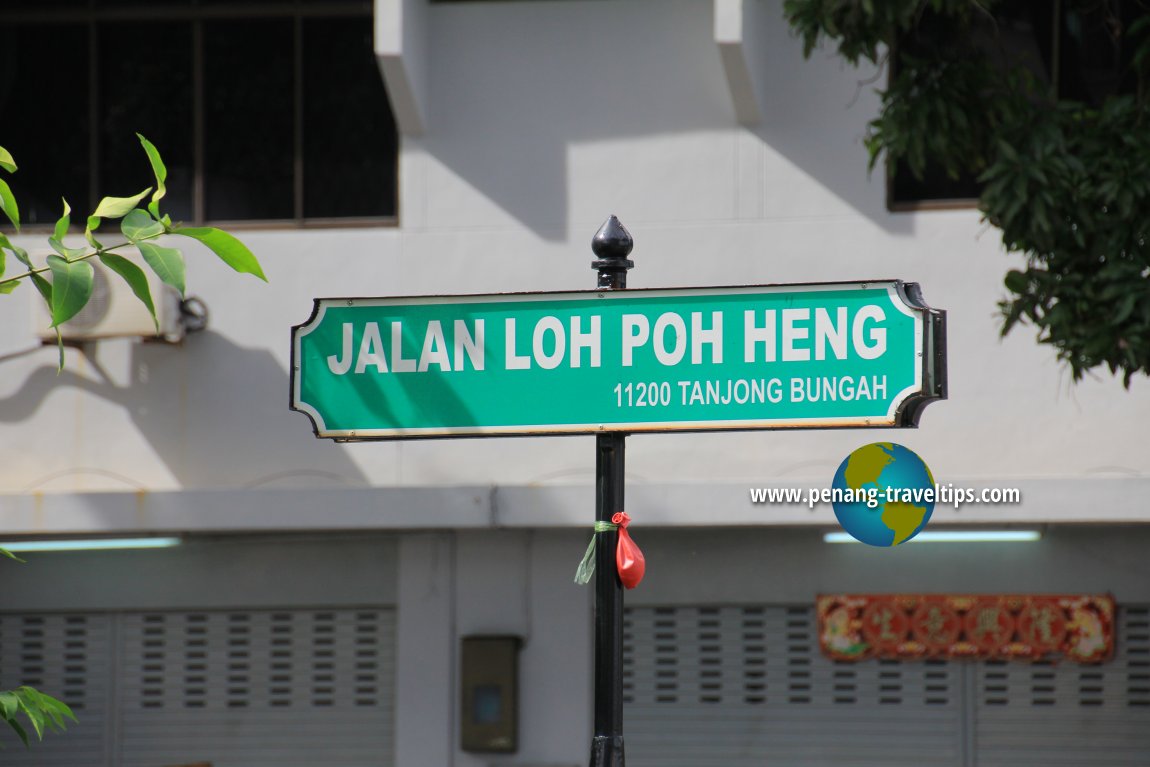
[0,1,398,230]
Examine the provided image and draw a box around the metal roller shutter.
[0,612,113,765]
[972,605,1150,766]
[624,604,1150,767]
[623,605,963,767]
[0,607,395,767]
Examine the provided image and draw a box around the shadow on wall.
[0,331,370,490]
[418,0,909,240]
[750,0,911,235]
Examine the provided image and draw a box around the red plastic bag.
[612,511,645,589]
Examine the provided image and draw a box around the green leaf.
[53,328,63,371]
[0,177,19,231]
[0,547,25,563]
[55,699,77,724]
[14,696,43,740]
[996,138,1019,163]
[53,199,71,242]
[173,227,267,281]
[48,239,80,260]
[84,215,104,250]
[49,200,87,259]
[0,237,13,292]
[17,689,45,715]
[18,689,63,731]
[29,273,52,305]
[1114,293,1137,324]
[137,134,167,218]
[37,693,76,725]
[0,693,18,721]
[5,714,29,747]
[41,706,64,731]
[121,209,164,242]
[137,241,186,295]
[46,255,94,328]
[0,233,28,271]
[29,268,60,368]
[0,146,15,173]
[1004,270,1028,293]
[91,187,151,220]
[99,253,157,331]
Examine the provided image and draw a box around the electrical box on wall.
[30,256,184,343]
[460,635,521,754]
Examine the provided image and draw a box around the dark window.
[0,1,397,227]
[303,18,398,219]
[0,24,92,226]
[99,21,196,223]
[890,0,1145,210]
[203,18,296,221]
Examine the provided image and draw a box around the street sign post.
[290,216,947,767]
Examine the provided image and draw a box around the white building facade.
[1,1,1148,765]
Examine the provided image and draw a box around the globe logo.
[831,442,935,546]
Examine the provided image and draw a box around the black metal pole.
[589,215,633,767]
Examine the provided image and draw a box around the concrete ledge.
[0,478,1147,535]
[0,486,490,535]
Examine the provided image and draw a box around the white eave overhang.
[375,0,428,135]
[715,0,767,126]
[376,0,770,134]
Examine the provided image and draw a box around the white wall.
[3,4,1146,766]
[395,530,591,767]
[0,0,1146,518]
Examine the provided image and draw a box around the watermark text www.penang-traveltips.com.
[749,485,1021,510]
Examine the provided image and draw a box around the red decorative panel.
[817,594,1114,663]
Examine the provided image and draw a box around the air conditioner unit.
[31,254,184,343]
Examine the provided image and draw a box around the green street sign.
[290,281,946,440]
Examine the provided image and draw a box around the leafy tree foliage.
[785,0,1150,385]
[0,685,76,748]
[0,134,267,368]
[0,137,265,746]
